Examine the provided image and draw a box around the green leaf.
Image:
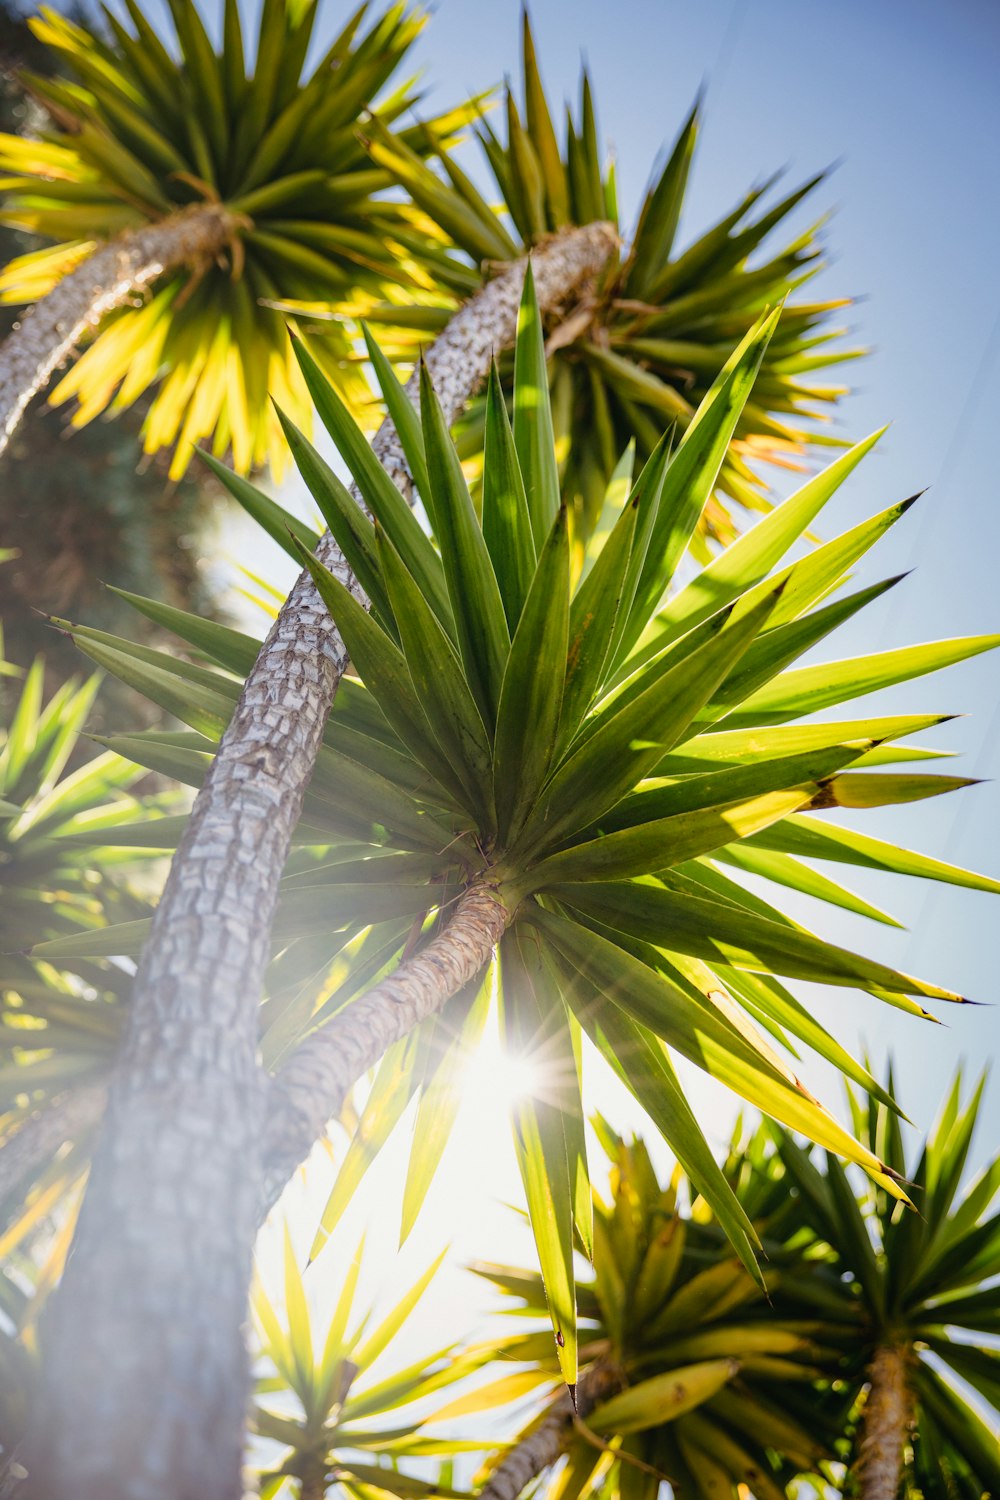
[196,449,321,562]
[556,957,762,1281]
[529,787,820,889]
[292,337,453,631]
[376,532,495,824]
[644,427,886,654]
[534,906,904,1188]
[400,975,491,1244]
[309,1042,419,1264]
[730,635,1000,725]
[560,480,640,746]
[108,588,261,678]
[282,1223,314,1400]
[499,927,578,1387]
[481,360,537,632]
[615,310,780,662]
[493,505,570,841]
[519,587,781,855]
[625,98,699,296]
[419,360,510,728]
[589,1360,737,1435]
[556,880,966,1003]
[349,1250,447,1369]
[291,537,472,811]
[659,713,951,775]
[362,324,429,504]
[520,15,567,224]
[274,406,395,633]
[512,263,560,550]
[745,812,1000,896]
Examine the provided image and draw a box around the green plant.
[361,16,859,543]
[252,1233,485,1500]
[43,280,998,1406]
[463,1120,840,1500]
[768,1072,1000,1499]
[0,0,473,472]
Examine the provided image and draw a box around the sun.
[458,1027,547,1115]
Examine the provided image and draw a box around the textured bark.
[0,1084,106,1227]
[478,1361,624,1500]
[31,222,617,1500]
[855,1345,914,1500]
[0,204,237,456]
[260,884,508,1215]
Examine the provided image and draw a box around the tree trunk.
[260,884,508,1215]
[478,1361,624,1500]
[0,1084,106,1229]
[855,1344,914,1500]
[31,222,617,1500]
[0,204,238,456]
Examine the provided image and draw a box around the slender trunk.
[0,1084,106,1228]
[479,1361,624,1500]
[31,222,617,1500]
[0,204,237,456]
[260,884,508,1216]
[297,1473,327,1500]
[855,1344,914,1500]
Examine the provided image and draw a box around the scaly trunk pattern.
[479,1361,625,1500]
[855,1344,914,1500]
[0,204,237,455]
[33,223,617,1500]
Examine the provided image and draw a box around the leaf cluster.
[36,277,999,1387]
[0,0,474,474]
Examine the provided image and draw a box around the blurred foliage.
[0,0,224,718]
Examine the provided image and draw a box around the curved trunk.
[0,204,237,456]
[260,883,508,1215]
[0,1083,106,1228]
[855,1344,914,1500]
[31,222,617,1500]
[479,1361,624,1500]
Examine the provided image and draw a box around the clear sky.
[206,0,1000,1389]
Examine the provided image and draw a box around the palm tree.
[770,1072,1000,1499]
[0,0,225,681]
[0,651,175,1239]
[101,15,870,1360]
[0,0,472,470]
[361,14,860,545]
[458,1122,840,1500]
[30,282,999,1497]
[250,1233,487,1500]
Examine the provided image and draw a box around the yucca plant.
[360,15,859,544]
[766,1072,1000,1500]
[0,653,172,1241]
[460,1120,842,1500]
[0,0,473,471]
[31,275,999,1499]
[251,1232,487,1500]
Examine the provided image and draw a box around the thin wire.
[884,306,1000,631]
[706,0,748,103]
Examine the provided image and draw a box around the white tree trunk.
[31,222,617,1500]
[0,204,237,455]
